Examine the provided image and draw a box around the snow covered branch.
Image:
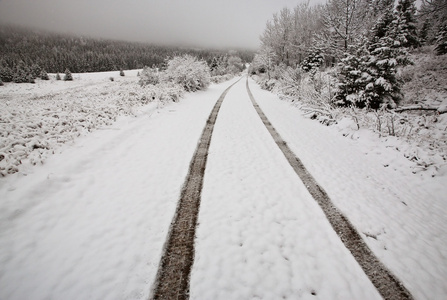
[394,105,447,114]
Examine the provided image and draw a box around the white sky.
[0,0,326,49]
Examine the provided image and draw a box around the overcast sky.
[0,0,327,49]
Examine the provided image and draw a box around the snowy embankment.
[248,77,447,299]
[0,75,240,300]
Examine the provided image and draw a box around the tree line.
[0,25,254,84]
[252,0,446,109]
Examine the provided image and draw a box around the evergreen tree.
[363,19,410,108]
[335,10,411,109]
[210,57,219,72]
[435,24,447,55]
[30,63,42,78]
[371,5,395,41]
[28,74,35,84]
[119,69,125,76]
[40,69,49,80]
[13,62,29,83]
[419,18,431,45]
[395,0,420,48]
[0,77,3,86]
[334,43,370,107]
[301,46,325,78]
[63,68,73,81]
[56,73,61,80]
[0,65,13,82]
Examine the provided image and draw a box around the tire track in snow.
[245,77,413,300]
[150,78,240,300]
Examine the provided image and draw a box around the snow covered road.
[190,78,382,299]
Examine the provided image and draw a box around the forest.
[250,0,446,109]
[0,25,254,83]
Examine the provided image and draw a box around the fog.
[0,0,324,49]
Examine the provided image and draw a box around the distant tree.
[209,55,228,76]
[40,69,49,80]
[0,65,13,82]
[56,73,61,80]
[28,74,35,84]
[0,25,254,75]
[30,63,42,79]
[395,0,420,48]
[0,77,3,86]
[227,56,244,74]
[119,69,125,76]
[13,62,29,83]
[64,68,73,81]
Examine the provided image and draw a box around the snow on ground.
[0,72,446,299]
[0,76,239,300]
[190,79,381,299]
[0,70,149,176]
[248,77,447,300]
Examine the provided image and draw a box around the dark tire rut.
[150,79,240,300]
[245,77,413,300]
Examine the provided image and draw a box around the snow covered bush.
[120,69,125,76]
[139,66,160,86]
[210,74,235,84]
[164,55,210,92]
[141,82,185,103]
[227,56,244,74]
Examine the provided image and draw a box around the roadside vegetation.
[250,0,447,176]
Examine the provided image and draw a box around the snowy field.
[0,70,150,176]
[0,74,239,299]
[0,73,446,299]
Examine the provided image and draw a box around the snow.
[0,74,239,300]
[0,72,446,299]
[190,78,381,299]
[248,77,447,299]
